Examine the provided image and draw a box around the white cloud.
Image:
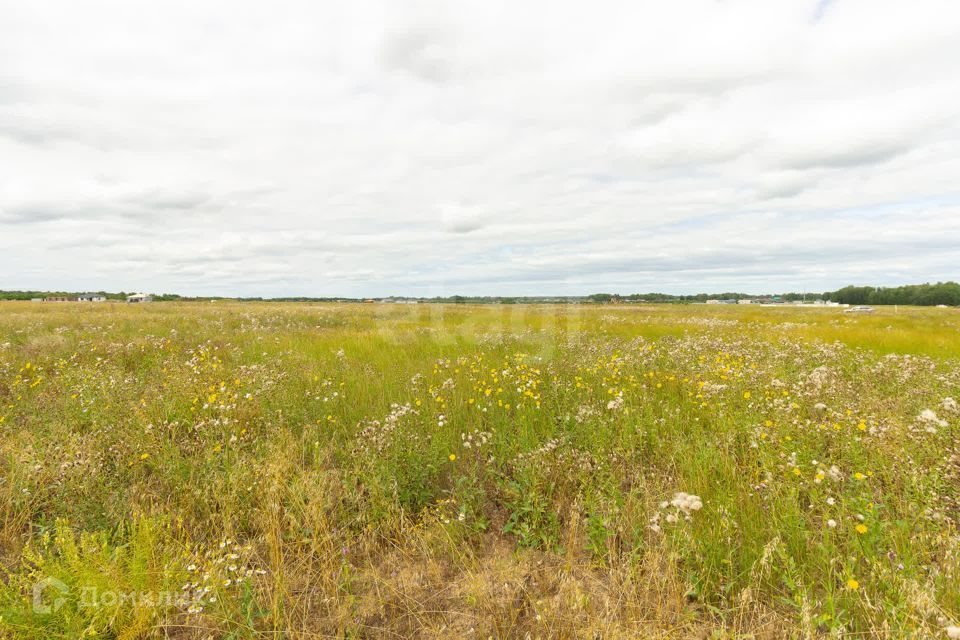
[1,0,959,296]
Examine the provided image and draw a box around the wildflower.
[945,626,960,639]
[827,519,837,528]
[855,524,868,534]
[448,453,456,462]
[943,397,959,414]
[917,409,947,429]
[846,578,859,590]
[139,453,150,461]
[669,492,703,516]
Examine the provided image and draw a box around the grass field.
[1,301,959,638]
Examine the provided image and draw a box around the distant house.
[44,296,76,302]
[126,293,153,303]
[77,293,106,302]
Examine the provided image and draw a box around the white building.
[126,293,153,303]
[77,293,106,302]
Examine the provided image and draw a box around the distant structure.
[705,299,737,304]
[126,293,153,303]
[40,293,106,302]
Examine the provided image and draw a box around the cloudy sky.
[2,0,959,297]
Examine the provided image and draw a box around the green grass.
[1,301,959,638]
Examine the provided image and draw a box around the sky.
[1,0,959,298]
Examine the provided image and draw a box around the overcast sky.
[2,1,959,297]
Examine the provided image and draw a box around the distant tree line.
[0,290,124,301]
[820,282,960,306]
[0,290,183,301]
[2,282,958,305]
[588,283,960,306]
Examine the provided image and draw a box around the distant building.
[706,299,737,304]
[737,299,756,304]
[77,293,106,302]
[126,293,153,303]
[44,296,76,302]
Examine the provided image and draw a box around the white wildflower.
[670,492,703,516]
[918,409,948,428]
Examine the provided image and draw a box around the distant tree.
[825,282,960,306]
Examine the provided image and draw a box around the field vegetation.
[1,301,959,638]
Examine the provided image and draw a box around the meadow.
[1,301,959,638]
